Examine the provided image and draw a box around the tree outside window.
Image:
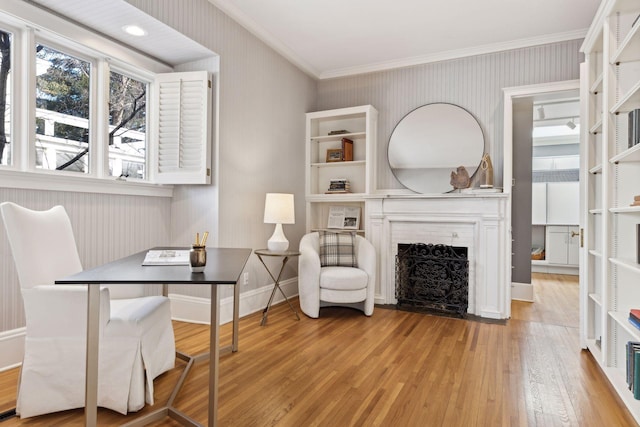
[35,43,91,173]
[0,29,11,166]
[109,71,147,179]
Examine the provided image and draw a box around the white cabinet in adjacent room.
[545,225,579,266]
[546,181,579,225]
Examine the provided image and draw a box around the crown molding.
[320,29,588,80]
[208,0,588,81]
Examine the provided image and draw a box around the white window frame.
[0,2,212,197]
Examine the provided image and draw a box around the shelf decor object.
[264,193,295,252]
[341,138,353,161]
[326,148,343,162]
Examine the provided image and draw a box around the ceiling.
[209,0,602,79]
[26,0,213,66]
[26,0,603,80]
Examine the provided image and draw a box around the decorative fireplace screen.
[395,243,469,317]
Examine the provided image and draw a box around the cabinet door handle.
[571,231,579,237]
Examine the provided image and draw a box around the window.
[0,28,11,167]
[109,70,148,179]
[0,4,212,193]
[35,43,91,174]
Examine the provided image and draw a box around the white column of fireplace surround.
[366,194,510,319]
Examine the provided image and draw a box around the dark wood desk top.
[56,247,252,285]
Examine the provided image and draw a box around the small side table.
[254,249,301,326]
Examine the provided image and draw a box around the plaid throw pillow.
[319,231,357,267]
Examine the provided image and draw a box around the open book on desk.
[142,249,190,266]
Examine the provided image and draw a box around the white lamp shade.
[263,193,295,224]
[264,193,294,252]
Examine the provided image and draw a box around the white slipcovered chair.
[298,231,376,318]
[0,202,175,418]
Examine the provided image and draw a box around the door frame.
[502,79,581,303]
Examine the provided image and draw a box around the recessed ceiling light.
[122,25,147,37]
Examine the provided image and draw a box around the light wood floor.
[0,273,636,426]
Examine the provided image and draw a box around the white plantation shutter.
[152,71,212,184]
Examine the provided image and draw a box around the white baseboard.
[169,277,298,325]
[531,263,578,275]
[0,279,298,371]
[512,282,534,302]
[0,327,25,372]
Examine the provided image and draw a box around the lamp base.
[267,223,289,252]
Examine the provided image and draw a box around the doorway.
[531,96,581,278]
[502,80,581,308]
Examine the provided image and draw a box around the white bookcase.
[305,105,378,235]
[581,0,640,421]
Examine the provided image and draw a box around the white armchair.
[0,202,175,418]
[298,231,376,318]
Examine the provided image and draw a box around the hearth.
[395,243,469,317]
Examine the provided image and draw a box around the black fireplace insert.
[395,243,469,317]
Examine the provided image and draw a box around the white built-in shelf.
[610,143,640,164]
[589,164,603,174]
[589,249,603,258]
[610,311,640,341]
[589,118,603,134]
[611,19,640,64]
[589,293,603,307]
[609,257,640,273]
[310,160,366,168]
[589,208,603,214]
[610,80,640,114]
[310,131,366,142]
[611,0,640,14]
[306,193,366,203]
[586,339,603,363]
[311,228,365,234]
[610,206,640,213]
[602,366,640,420]
[590,73,604,94]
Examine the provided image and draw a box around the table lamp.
[264,193,295,252]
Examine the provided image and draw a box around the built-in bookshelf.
[305,105,378,235]
[581,0,640,422]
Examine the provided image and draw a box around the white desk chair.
[0,202,175,418]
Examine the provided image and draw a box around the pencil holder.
[190,245,206,273]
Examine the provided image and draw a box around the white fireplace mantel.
[365,193,510,319]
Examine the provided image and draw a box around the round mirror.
[388,103,485,194]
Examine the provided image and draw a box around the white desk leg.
[86,284,100,426]
[209,286,219,427]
